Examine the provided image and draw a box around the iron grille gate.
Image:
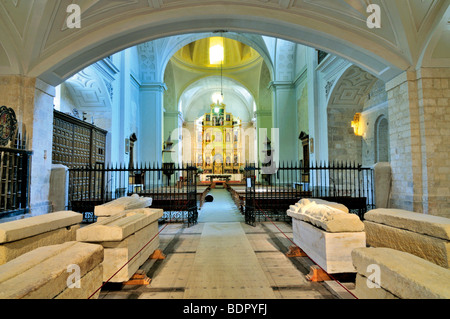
[68,163,199,226]
[244,164,256,226]
[185,166,198,226]
[243,161,374,226]
[0,147,31,217]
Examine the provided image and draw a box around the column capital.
[254,110,272,116]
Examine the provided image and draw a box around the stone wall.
[327,103,362,163]
[360,79,389,167]
[0,76,54,218]
[386,68,450,218]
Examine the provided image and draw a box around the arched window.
[375,116,389,163]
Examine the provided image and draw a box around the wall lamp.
[351,113,363,136]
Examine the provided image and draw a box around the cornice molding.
[140,82,167,92]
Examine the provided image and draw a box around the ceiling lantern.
[209,37,224,65]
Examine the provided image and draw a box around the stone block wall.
[416,68,450,217]
[386,71,420,213]
[386,68,450,218]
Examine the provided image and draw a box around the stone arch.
[27,2,419,86]
[178,75,255,123]
[327,65,378,163]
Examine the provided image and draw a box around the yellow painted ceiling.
[172,37,261,70]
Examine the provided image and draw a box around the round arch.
[178,75,255,123]
[31,3,411,86]
[374,115,390,163]
[326,65,378,163]
[158,32,275,83]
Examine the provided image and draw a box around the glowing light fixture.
[212,92,224,104]
[210,36,225,103]
[351,113,363,136]
[209,37,224,65]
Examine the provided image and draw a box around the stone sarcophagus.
[0,211,83,265]
[0,241,104,299]
[77,208,163,283]
[287,198,366,274]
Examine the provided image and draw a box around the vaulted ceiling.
[0,0,448,85]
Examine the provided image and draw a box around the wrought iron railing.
[242,161,374,225]
[68,163,199,225]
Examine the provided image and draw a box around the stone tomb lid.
[76,208,163,242]
[0,211,83,244]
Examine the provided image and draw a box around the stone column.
[139,82,166,166]
[163,111,182,163]
[386,68,450,218]
[386,71,423,214]
[270,81,298,164]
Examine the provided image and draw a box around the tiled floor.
[99,189,356,299]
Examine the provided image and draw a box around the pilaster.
[386,68,450,217]
[139,82,166,165]
[269,81,298,163]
